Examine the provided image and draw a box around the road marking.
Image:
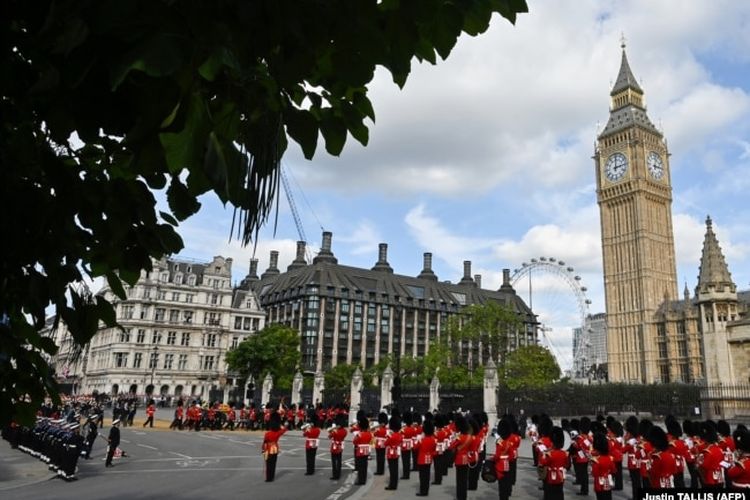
[137,444,158,450]
[90,466,312,474]
[325,471,356,500]
[343,458,355,470]
[120,439,130,444]
[132,431,146,435]
[175,459,219,468]
[169,451,192,459]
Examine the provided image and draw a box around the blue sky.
[167,1,750,370]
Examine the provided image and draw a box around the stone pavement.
[0,440,54,492]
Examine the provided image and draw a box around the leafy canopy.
[1,0,527,425]
[225,324,300,384]
[504,345,561,390]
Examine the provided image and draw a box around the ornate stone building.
[241,233,538,373]
[596,44,748,386]
[48,256,265,401]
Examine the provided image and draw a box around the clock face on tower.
[647,151,664,180]
[605,153,628,181]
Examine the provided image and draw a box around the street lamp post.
[150,346,159,397]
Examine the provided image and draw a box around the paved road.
[0,416,649,499]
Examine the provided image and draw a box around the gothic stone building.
[48,256,265,401]
[240,233,538,373]
[596,43,749,387]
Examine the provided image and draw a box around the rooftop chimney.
[499,268,514,291]
[313,231,338,264]
[287,241,308,271]
[261,250,280,278]
[249,258,259,279]
[474,274,482,289]
[459,260,475,286]
[417,252,438,281]
[372,243,394,273]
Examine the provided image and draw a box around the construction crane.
[280,165,314,262]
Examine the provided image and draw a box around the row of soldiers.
[262,408,497,500]
[525,413,750,500]
[2,417,85,481]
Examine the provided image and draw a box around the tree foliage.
[324,363,360,391]
[448,301,520,369]
[503,345,561,390]
[1,0,527,425]
[224,324,300,385]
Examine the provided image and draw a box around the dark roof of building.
[244,260,535,319]
[600,104,660,138]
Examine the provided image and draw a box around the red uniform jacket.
[508,433,521,461]
[728,455,750,487]
[329,427,348,455]
[146,404,155,417]
[262,428,287,455]
[417,435,437,465]
[374,426,388,449]
[573,434,592,464]
[591,454,616,492]
[451,433,473,466]
[304,426,321,449]
[699,443,727,486]
[540,449,569,485]
[385,431,403,460]
[401,426,416,451]
[649,450,677,489]
[667,435,688,473]
[353,431,373,457]
[493,437,514,479]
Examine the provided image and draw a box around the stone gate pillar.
[381,365,393,410]
[484,359,499,429]
[350,366,363,424]
[261,373,273,408]
[313,370,325,407]
[430,373,441,412]
[291,371,304,406]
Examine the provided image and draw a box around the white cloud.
[336,220,383,256]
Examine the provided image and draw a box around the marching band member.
[622,415,640,499]
[432,414,448,485]
[261,411,286,482]
[682,420,701,488]
[528,415,540,466]
[605,419,624,490]
[385,414,403,491]
[637,419,654,489]
[412,412,423,472]
[169,400,183,430]
[591,432,616,500]
[698,420,726,491]
[302,416,320,475]
[572,417,592,495]
[536,417,554,489]
[539,426,570,500]
[353,416,373,485]
[449,414,473,500]
[492,419,514,500]
[507,416,522,490]
[666,417,688,488]
[400,411,415,480]
[718,419,736,485]
[467,416,483,490]
[416,418,437,496]
[328,413,348,480]
[727,429,750,488]
[646,425,677,490]
[373,412,389,475]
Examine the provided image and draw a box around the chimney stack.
[260,250,280,279]
[418,252,438,281]
[249,258,258,278]
[499,268,514,291]
[474,274,482,289]
[313,230,338,264]
[288,241,308,271]
[459,260,475,286]
[372,243,393,273]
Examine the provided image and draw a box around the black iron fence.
[497,383,703,418]
[700,384,750,418]
[439,386,483,414]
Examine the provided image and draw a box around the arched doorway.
[145,384,154,395]
[111,384,119,396]
[160,384,169,396]
[129,383,138,395]
[175,385,184,398]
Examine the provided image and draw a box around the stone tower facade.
[595,44,679,383]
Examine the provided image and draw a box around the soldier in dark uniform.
[83,416,98,459]
[105,419,121,467]
[60,422,83,480]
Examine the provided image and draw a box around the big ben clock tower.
[595,41,679,383]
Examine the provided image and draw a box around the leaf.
[159,211,179,226]
[166,176,201,221]
[320,110,347,156]
[111,33,185,90]
[106,271,126,300]
[284,108,319,159]
[160,94,211,174]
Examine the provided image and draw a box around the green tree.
[324,363,360,391]
[224,324,300,387]
[503,345,561,389]
[1,0,527,425]
[448,301,520,371]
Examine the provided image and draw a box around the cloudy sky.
[171,1,750,370]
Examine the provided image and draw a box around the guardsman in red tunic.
[606,419,624,490]
[493,419,515,500]
[727,429,750,488]
[467,417,483,490]
[572,417,592,495]
[373,412,389,475]
[303,416,321,475]
[535,418,555,489]
[636,420,655,489]
[450,414,474,500]
[296,406,305,429]
[385,414,403,490]
[238,406,248,430]
[623,416,641,498]
[591,432,616,500]
[682,420,700,488]
[400,411,415,479]
[262,411,287,482]
[169,401,184,430]
[507,416,522,490]
[411,414,423,472]
[647,426,677,490]
[143,400,156,428]
[328,414,348,480]
[226,405,236,430]
[416,418,437,496]
[539,426,570,500]
[698,421,727,490]
[718,419,736,485]
[353,417,373,485]
[666,418,688,488]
